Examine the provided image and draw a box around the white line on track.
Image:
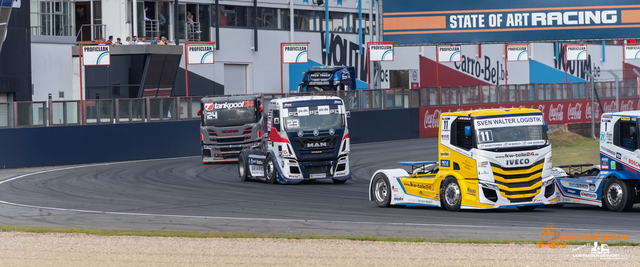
[0,159,639,234]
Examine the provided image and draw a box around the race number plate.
[310,173,326,178]
[250,165,264,176]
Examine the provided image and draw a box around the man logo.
[306,142,327,148]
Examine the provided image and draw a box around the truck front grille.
[490,159,544,203]
[299,152,334,159]
[304,165,330,174]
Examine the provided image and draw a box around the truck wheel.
[265,155,278,184]
[372,173,391,207]
[441,177,461,211]
[238,153,248,182]
[603,178,635,212]
[517,206,537,211]
[332,178,347,184]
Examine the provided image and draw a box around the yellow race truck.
[369,108,558,211]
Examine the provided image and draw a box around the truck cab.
[238,96,351,184]
[370,108,557,211]
[295,66,356,93]
[199,95,263,163]
[555,111,640,211]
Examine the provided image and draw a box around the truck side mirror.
[464,126,471,137]
[544,122,549,131]
[197,109,202,116]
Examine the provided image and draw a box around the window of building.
[257,7,276,29]
[294,10,312,31]
[330,12,348,32]
[216,5,250,27]
[30,0,73,36]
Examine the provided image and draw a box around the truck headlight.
[479,181,499,191]
[542,178,555,187]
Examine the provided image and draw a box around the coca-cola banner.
[420,98,640,138]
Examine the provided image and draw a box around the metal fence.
[1,80,639,129]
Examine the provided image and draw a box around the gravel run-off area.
[0,232,638,266]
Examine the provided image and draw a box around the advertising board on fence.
[82,45,110,66]
[369,43,394,61]
[383,0,640,44]
[566,45,588,61]
[507,45,529,61]
[186,44,214,65]
[438,46,461,62]
[282,44,308,63]
[419,98,639,138]
[624,45,640,60]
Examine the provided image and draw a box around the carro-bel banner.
[282,44,308,63]
[186,44,214,65]
[383,0,640,44]
[419,97,640,138]
[82,45,110,66]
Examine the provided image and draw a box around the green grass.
[0,225,637,246]
[548,130,600,167]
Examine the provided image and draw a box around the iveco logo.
[306,142,327,148]
[506,159,530,165]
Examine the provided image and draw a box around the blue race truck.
[555,111,640,211]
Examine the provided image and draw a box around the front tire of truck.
[238,153,248,182]
[372,173,391,207]
[441,177,461,212]
[603,178,635,212]
[265,155,278,184]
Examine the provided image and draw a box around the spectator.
[99,37,107,45]
[137,36,146,44]
[132,36,138,45]
[151,36,159,45]
[158,36,167,45]
[93,38,99,43]
[122,36,131,45]
[107,35,113,44]
[114,38,122,45]
[144,6,150,21]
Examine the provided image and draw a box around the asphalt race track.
[0,138,639,240]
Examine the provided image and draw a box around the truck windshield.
[202,101,258,127]
[474,115,547,149]
[282,105,344,131]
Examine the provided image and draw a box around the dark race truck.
[199,95,263,163]
[295,66,356,93]
[238,96,351,184]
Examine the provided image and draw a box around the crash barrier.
[0,80,638,129]
[0,108,417,168]
[349,108,419,144]
[0,120,202,169]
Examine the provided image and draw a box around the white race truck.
[237,96,351,184]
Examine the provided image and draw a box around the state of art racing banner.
[383,0,640,44]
